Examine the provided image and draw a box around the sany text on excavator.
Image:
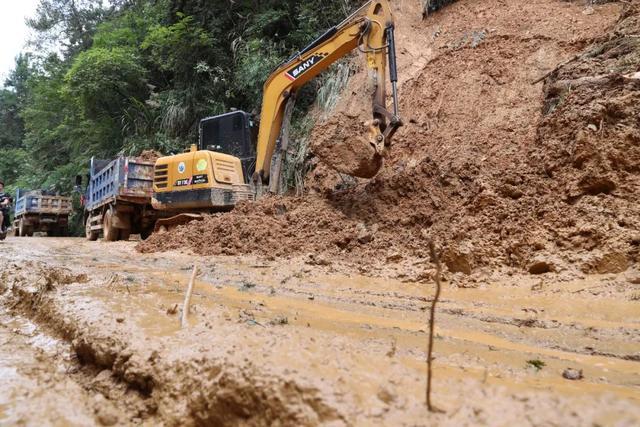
[152,0,401,230]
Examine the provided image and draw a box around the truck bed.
[85,156,155,211]
[14,190,72,217]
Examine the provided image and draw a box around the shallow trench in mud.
[0,237,639,426]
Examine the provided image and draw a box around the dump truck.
[81,156,156,241]
[13,189,73,237]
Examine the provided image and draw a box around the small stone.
[625,271,640,285]
[97,410,118,426]
[115,317,124,323]
[377,386,396,404]
[386,252,403,262]
[443,242,474,275]
[586,123,598,132]
[93,394,119,426]
[306,253,331,266]
[562,368,584,380]
[582,6,594,15]
[356,223,378,244]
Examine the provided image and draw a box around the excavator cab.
[199,111,257,181]
[151,112,255,214]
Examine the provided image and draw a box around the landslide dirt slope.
[139,0,638,277]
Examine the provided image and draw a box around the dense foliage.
[0,0,358,196]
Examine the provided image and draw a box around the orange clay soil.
[139,0,638,278]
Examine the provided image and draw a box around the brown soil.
[310,112,383,179]
[310,68,384,178]
[137,149,163,162]
[2,237,639,425]
[139,0,638,278]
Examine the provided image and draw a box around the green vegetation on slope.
[0,0,359,196]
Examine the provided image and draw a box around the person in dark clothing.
[0,180,12,232]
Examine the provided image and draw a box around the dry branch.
[426,240,443,412]
[181,264,198,329]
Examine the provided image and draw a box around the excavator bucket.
[154,213,204,233]
[310,116,386,179]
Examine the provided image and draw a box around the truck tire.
[140,227,153,240]
[18,218,26,237]
[48,226,58,237]
[85,219,99,241]
[119,228,131,241]
[103,210,119,242]
[13,226,19,237]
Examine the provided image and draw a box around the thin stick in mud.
[181,264,198,329]
[426,240,443,412]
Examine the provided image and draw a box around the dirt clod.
[528,257,555,275]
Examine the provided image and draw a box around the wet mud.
[1,237,639,425]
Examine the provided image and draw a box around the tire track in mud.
[0,264,151,426]
[0,261,352,426]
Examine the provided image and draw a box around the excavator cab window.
[199,111,257,180]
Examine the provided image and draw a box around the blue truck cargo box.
[85,156,155,211]
[14,189,72,217]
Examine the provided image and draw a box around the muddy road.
[0,236,638,426]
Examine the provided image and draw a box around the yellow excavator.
[152,0,401,230]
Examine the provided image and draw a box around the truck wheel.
[103,210,119,242]
[13,226,19,237]
[140,228,153,240]
[18,218,26,237]
[48,226,58,237]
[85,219,99,241]
[119,228,131,241]
[26,227,34,237]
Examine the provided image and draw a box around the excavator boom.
[253,0,401,183]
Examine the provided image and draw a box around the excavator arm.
[253,0,401,183]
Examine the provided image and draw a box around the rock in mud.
[624,269,640,285]
[356,223,378,244]
[311,96,384,179]
[580,251,629,274]
[93,394,119,426]
[562,368,584,381]
[528,255,559,275]
[306,253,332,266]
[443,243,474,275]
